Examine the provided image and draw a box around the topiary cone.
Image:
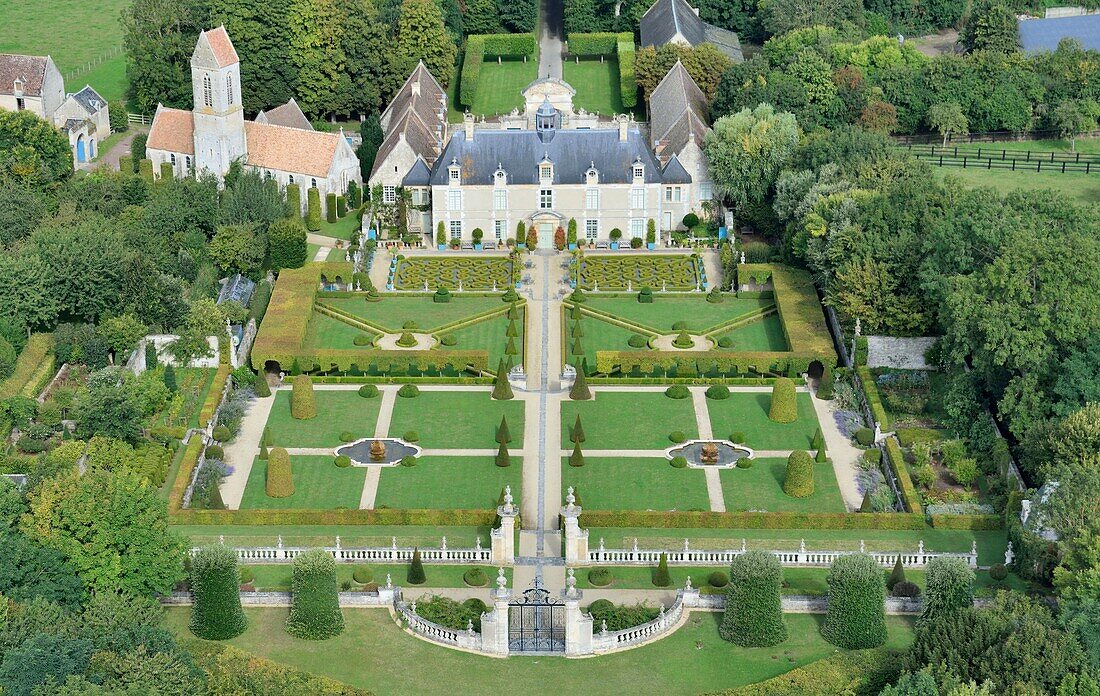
[570,361,592,400]
[571,338,584,356]
[653,552,671,587]
[491,359,514,400]
[568,441,585,467]
[496,415,511,444]
[495,441,511,467]
[407,548,426,585]
[887,555,906,591]
[252,370,271,397]
[571,414,586,443]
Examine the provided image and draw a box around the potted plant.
[630,237,643,249]
[472,227,484,250]
[435,222,446,251]
[567,218,578,250]
[609,228,622,250]
[515,221,527,250]
[646,219,657,250]
[554,226,566,250]
[526,227,538,249]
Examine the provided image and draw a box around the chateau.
[146,27,361,215]
[370,63,715,248]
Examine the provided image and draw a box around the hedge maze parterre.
[572,254,700,291]
[393,256,516,291]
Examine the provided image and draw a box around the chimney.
[617,114,629,142]
[464,112,475,141]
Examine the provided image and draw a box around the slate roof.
[428,128,667,186]
[0,54,48,96]
[373,62,447,179]
[402,157,432,186]
[649,62,709,162]
[60,118,85,133]
[244,121,342,177]
[193,26,239,68]
[640,0,743,61]
[147,106,195,154]
[217,273,256,307]
[255,98,313,130]
[69,85,107,114]
[662,155,692,183]
[1018,15,1100,52]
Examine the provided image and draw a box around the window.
[185,156,192,171]
[449,220,462,239]
[288,174,294,184]
[383,185,398,204]
[585,188,598,209]
[665,186,682,202]
[494,189,507,211]
[203,74,213,108]
[494,220,507,240]
[632,164,644,180]
[630,219,645,238]
[411,188,428,206]
[674,187,682,202]
[585,219,598,240]
[699,183,713,200]
[170,153,176,166]
[495,170,507,186]
[539,189,553,209]
[448,189,462,211]
[448,167,460,184]
[226,73,234,105]
[586,169,598,185]
[311,178,317,188]
[539,164,553,183]
[15,97,24,111]
[631,187,645,210]
[265,169,274,180]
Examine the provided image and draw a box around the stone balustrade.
[190,539,493,565]
[590,592,687,653]
[395,598,487,653]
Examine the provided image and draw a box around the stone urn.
[369,440,386,462]
[700,442,719,464]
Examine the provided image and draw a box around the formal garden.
[571,254,702,291]
[391,256,517,291]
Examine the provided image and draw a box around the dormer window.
[13,78,24,95]
[539,163,553,184]
[586,166,599,185]
[494,168,507,186]
[632,163,645,181]
[448,158,461,185]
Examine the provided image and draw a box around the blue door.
[88,139,95,159]
[76,137,86,163]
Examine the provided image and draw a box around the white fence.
[191,537,492,565]
[395,598,484,651]
[586,538,978,569]
[590,593,686,652]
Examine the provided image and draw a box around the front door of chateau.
[538,223,554,250]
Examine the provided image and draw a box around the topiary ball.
[892,580,921,598]
[672,321,688,331]
[339,431,356,443]
[403,430,419,442]
[627,334,648,348]
[463,568,489,587]
[402,320,419,330]
[400,456,417,467]
[708,570,729,588]
[239,566,255,585]
[854,427,875,447]
[717,336,733,348]
[352,566,373,584]
[212,425,231,442]
[670,456,688,468]
[736,458,753,469]
[669,430,686,443]
[665,385,690,399]
[730,431,746,443]
[397,384,419,398]
[205,444,224,460]
[334,455,351,468]
[353,334,373,346]
[588,568,613,587]
[358,384,379,398]
[440,333,458,346]
[706,385,730,400]
[988,563,1008,583]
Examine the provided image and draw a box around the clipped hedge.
[617,34,636,109]
[883,438,921,514]
[0,334,53,400]
[291,375,317,419]
[711,648,901,696]
[266,447,295,498]
[461,33,537,108]
[168,438,204,513]
[189,545,247,640]
[170,507,497,526]
[929,513,1003,530]
[783,451,814,498]
[822,554,887,650]
[720,550,787,647]
[286,549,345,639]
[198,361,230,429]
[855,367,889,428]
[575,510,926,530]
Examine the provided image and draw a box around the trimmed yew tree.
[189,545,247,640]
[920,556,974,625]
[285,549,344,639]
[822,554,887,649]
[720,550,787,647]
[407,547,426,585]
[290,375,317,419]
[492,359,514,400]
[266,447,294,498]
[783,450,815,498]
[769,377,797,423]
[496,415,511,444]
[569,361,592,400]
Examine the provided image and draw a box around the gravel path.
[808,378,864,511]
[219,390,277,509]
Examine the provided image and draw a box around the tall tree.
[0,111,73,187]
[123,0,208,114]
[927,101,969,146]
[464,0,503,33]
[961,2,1019,54]
[1052,99,1099,153]
[288,0,349,117]
[704,104,800,216]
[208,0,298,112]
[335,0,391,115]
[358,114,384,180]
[394,0,457,88]
[499,0,537,32]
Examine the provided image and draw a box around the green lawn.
[707,392,821,451]
[441,308,523,370]
[305,243,321,261]
[244,563,512,591]
[916,136,1100,155]
[164,608,915,696]
[570,314,649,366]
[240,456,365,510]
[316,214,360,241]
[563,58,623,115]
[304,310,378,349]
[470,59,538,115]
[720,458,846,513]
[386,390,525,449]
[325,246,347,261]
[564,457,711,511]
[320,295,504,332]
[0,0,129,103]
[937,166,1100,204]
[374,456,522,510]
[172,524,492,549]
[265,389,382,448]
[714,314,790,351]
[581,295,773,333]
[561,391,699,450]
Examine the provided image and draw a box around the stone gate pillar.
[561,487,589,565]
[480,568,511,656]
[491,486,518,565]
[562,569,593,656]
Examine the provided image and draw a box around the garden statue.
[700,442,719,463]
[740,251,746,264]
[370,440,386,461]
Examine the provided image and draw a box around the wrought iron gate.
[509,578,565,653]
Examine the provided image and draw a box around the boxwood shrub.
[588,567,613,587]
[730,431,745,443]
[397,384,420,398]
[205,445,224,460]
[266,448,294,498]
[627,334,648,348]
[290,376,317,419]
[189,545,247,640]
[440,333,458,346]
[720,550,787,647]
[665,385,690,399]
[822,554,887,649]
[708,570,729,587]
[353,334,372,347]
[339,431,356,443]
[358,384,379,398]
[463,567,488,587]
[717,336,733,348]
[670,455,688,468]
[334,455,351,468]
[212,425,231,442]
[768,378,797,423]
[352,566,373,584]
[706,385,730,400]
[854,427,875,446]
[783,451,814,498]
[285,549,345,639]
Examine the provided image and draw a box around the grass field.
[265,389,382,448]
[165,608,915,696]
[561,391,699,450]
[707,392,821,451]
[581,296,773,333]
[320,295,504,332]
[914,136,1100,155]
[564,457,712,511]
[563,58,623,115]
[720,458,846,513]
[240,455,366,510]
[714,314,789,351]
[937,167,1100,204]
[316,215,360,241]
[440,307,523,368]
[570,316,649,366]
[374,456,522,510]
[173,524,493,549]
[386,390,525,449]
[470,59,538,115]
[243,563,512,591]
[304,310,379,349]
[0,0,129,103]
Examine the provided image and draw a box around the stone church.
[146,27,361,215]
[369,62,714,247]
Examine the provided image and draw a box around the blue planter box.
[610,242,620,250]
[646,242,655,250]
[517,243,527,250]
[437,244,446,251]
[718,227,728,240]
[368,229,377,240]
[386,283,393,290]
[568,243,577,250]
[474,243,483,250]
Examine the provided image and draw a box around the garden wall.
[564,32,637,108]
[460,33,538,109]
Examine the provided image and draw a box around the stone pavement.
[537,0,564,80]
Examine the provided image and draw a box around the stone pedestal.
[563,569,593,656]
[482,570,511,655]
[491,487,518,565]
[561,489,588,565]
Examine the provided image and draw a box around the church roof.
[193,26,239,69]
[649,61,709,161]
[147,105,195,154]
[255,98,313,130]
[402,157,432,186]
[0,54,50,96]
[640,0,743,61]
[68,85,107,114]
[429,128,667,186]
[244,121,343,177]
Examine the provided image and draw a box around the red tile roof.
[203,27,239,68]
[147,107,195,154]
